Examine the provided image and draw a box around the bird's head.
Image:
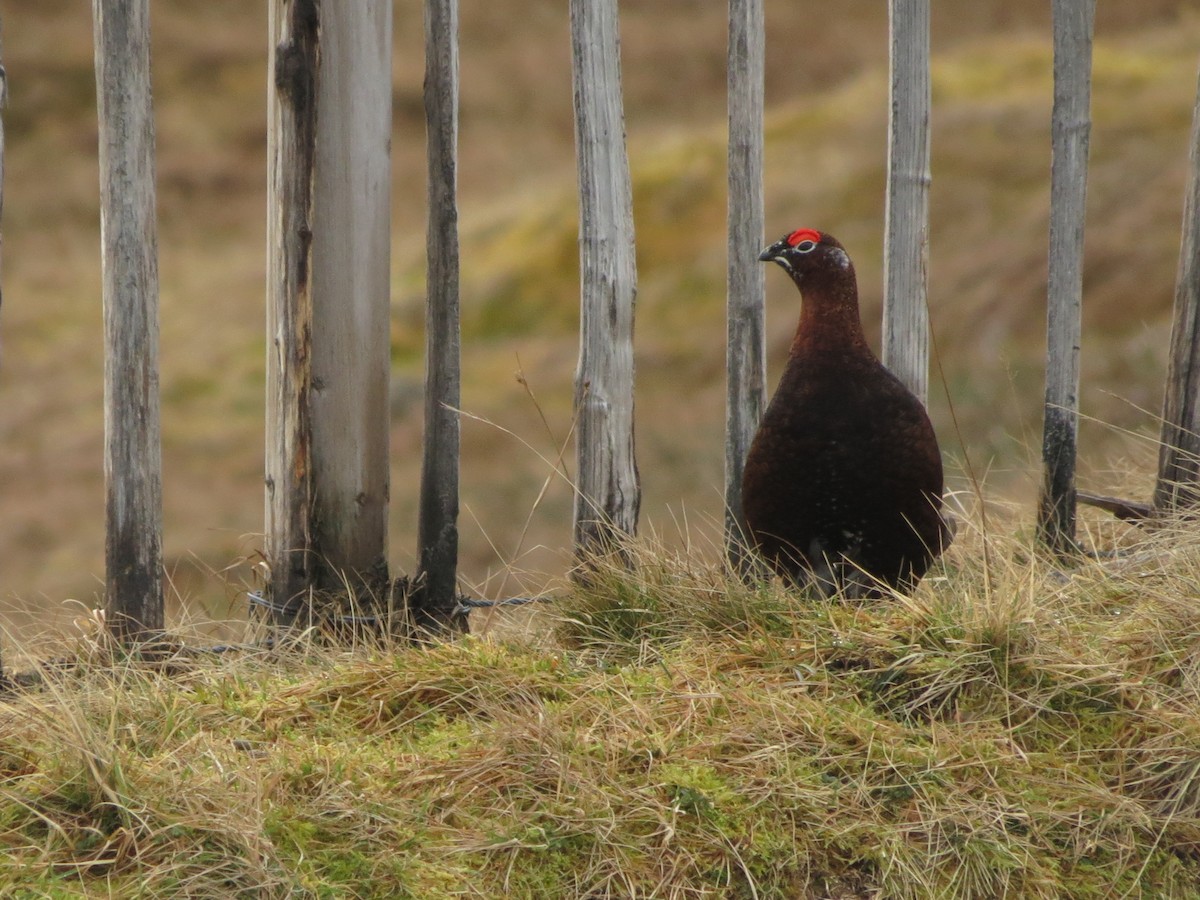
[758,229,852,282]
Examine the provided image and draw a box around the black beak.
[759,239,789,265]
[758,239,786,262]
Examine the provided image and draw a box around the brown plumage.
[741,228,949,597]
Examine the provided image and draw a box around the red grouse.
[741,228,949,597]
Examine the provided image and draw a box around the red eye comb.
[786,228,822,247]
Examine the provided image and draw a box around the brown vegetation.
[4,511,1200,896]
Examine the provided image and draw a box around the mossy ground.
[5,505,1200,898]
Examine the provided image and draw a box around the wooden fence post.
[724,0,766,572]
[92,0,164,642]
[1038,0,1095,553]
[882,0,932,405]
[1155,65,1200,513]
[265,0,320,624]
[309,3,392,609]
[266,1,392,624]
[0,13,7,677]
[0,13,5,377]
[415,0,465,632]
[569,0,640,564]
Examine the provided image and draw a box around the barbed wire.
[246,590,552,627]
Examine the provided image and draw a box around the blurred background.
[2,0,1199,647]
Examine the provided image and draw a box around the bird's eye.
[793,240,817,253]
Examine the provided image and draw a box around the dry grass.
[4,504,1200,897]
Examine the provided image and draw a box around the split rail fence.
[23,0,1200,651]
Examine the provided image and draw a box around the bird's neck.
[789,275,872,358]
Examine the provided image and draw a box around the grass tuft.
[7,511,1200,896]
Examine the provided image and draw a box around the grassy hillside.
[3,2,1200,646]
[3,514,1200,897]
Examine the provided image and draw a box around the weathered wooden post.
[882,0,932,405]
[415,0,465,633]
[569,0,640,564]
[92,0,164,642]
[265,0,319,625]
[1155,64,1200,513]
[1038,0,1095,553]
[724,0,766,572]
[265,1,393,624]
[0,13,6,377]
[309,4,392,615]
[0,13,7,677]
